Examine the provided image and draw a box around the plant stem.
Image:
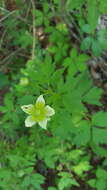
[31,0,36,61]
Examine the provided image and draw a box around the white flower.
[21,95,55,129]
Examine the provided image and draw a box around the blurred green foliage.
[0,0,107,190]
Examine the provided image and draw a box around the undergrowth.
[0,0,107,190]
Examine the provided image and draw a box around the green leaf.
[96,168,107,179]
[93,127,107,145]
[34,10,43,26]
[18,95,34,105]
[83,87,102,105]
[98,29,107,50]
[11,112,19,126]
[82,24,91,34]
[73,161,91,175]
[73,120,91,146]
[92,40,102,56]
[21,173,45,188]
[15,30,32,48]
[87,0,99,33]
[0,72,9,89]
[87,179,96,188]
[99,0,107,14]
[92,144,107,157]
[52,111,75,139]
[66,0,84,10]
[0,106,7,113]
[51,69,64,88]
[70,48,78,61]
[4,93,14,110]
[31,173,45,188]
[76,54,89,71]
[92,111,107,127]
[58,172,79,190]
[96,179,107,190]
[63,57,71,68]
[63,92,86,114]
[80,37,92,50]
[48,187,57,190]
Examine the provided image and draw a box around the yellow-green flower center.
[28,103,47,122]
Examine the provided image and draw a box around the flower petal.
[21,104,33,114]
[38,118,49,129]
[36,95,45,107]
[45,105,55,116]
[25,116,36,127]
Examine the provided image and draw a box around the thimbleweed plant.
[1,1,107,190]
[21,95,55,129]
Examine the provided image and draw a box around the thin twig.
[30,0,36,61]
[60,0,81,42]
[0,7,32,27]
[0,7,9,12]
[0,48,22,68]
[0,30,7,49]
[26,2,32,18]
[0,10,16,22]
